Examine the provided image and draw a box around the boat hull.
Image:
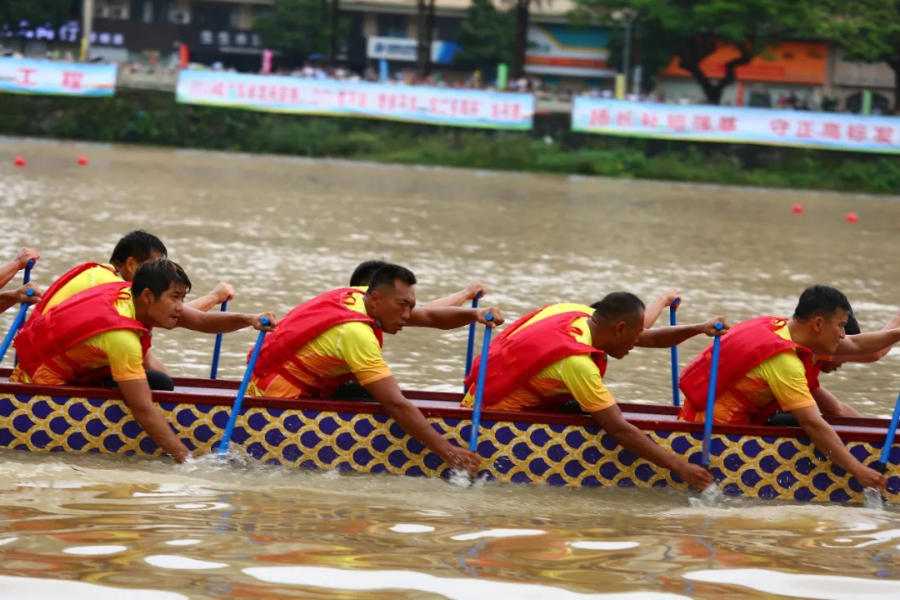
[1,379,897,504]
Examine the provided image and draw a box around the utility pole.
[80,0,94,61]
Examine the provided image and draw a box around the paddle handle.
[669,298,680,407]
[463,291,483,391]
[701,321,725,467]
[218,316,269,456]
[0,288,35,364]
[468,312,493,453]
[23,258,34,284]
[209,300,228,379]
[880,391,900,468]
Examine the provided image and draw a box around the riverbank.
[2,89,899,193]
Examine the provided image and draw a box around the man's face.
[121,250,165,282]
[141,282,186,329]
[606,310,645,359]
[369,280,415,334]
[813,308,848,355]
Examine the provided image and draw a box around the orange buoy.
[77,156,88,166]
[845,212,859,223]
[13,156,26,167]
[791,204,803,214]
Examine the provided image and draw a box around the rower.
[11,259,229,462]
[460,292,726,490]
[350,259,486,307]
[0,247,41,314]
[247,263,504,476]
[679,285,900,491]
[30,230,271,389]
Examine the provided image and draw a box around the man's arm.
[424,282,486,308]
[835,328,900,355]
[642,288,680,328]
[187,282,235,312]
[812,386,861,418]
[636,317,727,348]
[791,405,884,489]
[408,306,504,330]
[117,378,191,463]
[0,247,39,289]
[142,349,171,376]
[590,405,713,490]
[0,283,41,313]
[176,305,277,334]
[363,376,480,476]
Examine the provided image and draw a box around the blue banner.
[0,57,116,97]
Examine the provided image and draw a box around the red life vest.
[678,316,817,425]
[14,281,150,384]
[463,307,607,411]
[30,262,119,317]
[251,287,384,397]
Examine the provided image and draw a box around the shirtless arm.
[424,282,485,308]
[408,306,504,330]
[792,405,883,488]
[812,386,861,418]
[636,317,727,348]
[176,305,276,334]
[118,378,191,462]
[364,376,480,476]
[590,404,712,490]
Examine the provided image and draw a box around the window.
[376,14,408,38]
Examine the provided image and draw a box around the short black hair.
[132,259,191,299]
[366,263,416,294]
[110,230,167,266]
[350,260,387,287]
[846,310,860,335]
[590,292,645,325]
[793,285,852,320]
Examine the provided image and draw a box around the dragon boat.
[1,367,897,503]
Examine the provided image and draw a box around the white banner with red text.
[0,57,116,97]
[177,70,534,130]
[572,98,900,154]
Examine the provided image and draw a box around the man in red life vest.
[349,260,486,308]
[461,292,727,490]
[248,263,504,477]
[679,285,900,490]
[28,231,270,389]
[0,247,41,313]
[12,260,216,463]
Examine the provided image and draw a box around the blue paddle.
[670,298,680,407]
[0,259,35,365]
[468,312,494,455]
[879,391,900,473]
[701,321,725,467]
[463,291,484,392]
[218,316,270,457]
[209,300,228,379]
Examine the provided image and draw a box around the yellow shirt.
[249,288,392,398]
[12,284,146,385]
[700,324,816,424]
[42,264,122,312]
[462,303,616,413]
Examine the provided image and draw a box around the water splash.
[689,484,724,508]
[864,487,885,510]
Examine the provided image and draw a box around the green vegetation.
[2,89,899,194]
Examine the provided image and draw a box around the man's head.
[819,310,861,373]
[793,285,852,354]
[365,264,416,334]
[350,260,388,287]
[110,230,168,282]
[589,292,646,359]
[132,259,191,329]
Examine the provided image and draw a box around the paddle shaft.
[463,292,483,392]
[218,317,270,456]
[701,322,725,467]
[468,313,494,453]
[209,300,228,379]
[880,391,900,469]
[0,260,35,365]
[669,299,680,407]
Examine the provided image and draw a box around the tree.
[454,0,514,75]
[253,0,333,65]
[0,0,77,27]
[818,0,900,114]
[575,0,823,104]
